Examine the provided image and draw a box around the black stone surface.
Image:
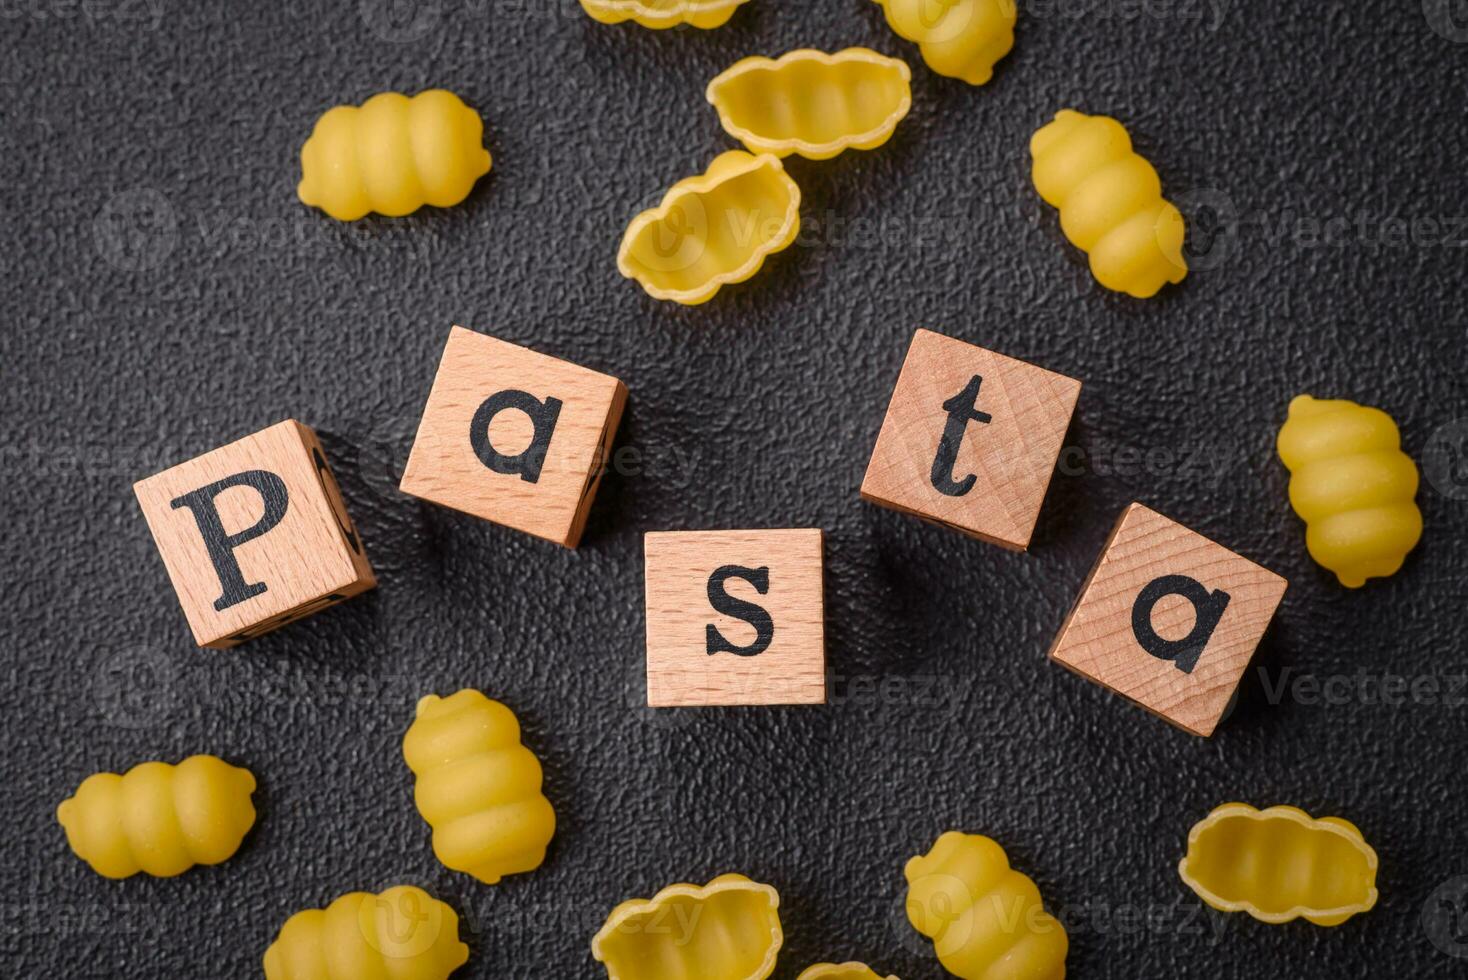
[3,1,1467,977]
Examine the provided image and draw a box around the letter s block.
[133,420,375,648]
[644,529,825,706]
[1048,503,1287,736]
[861,329,1081,551]
[400,326,627,547]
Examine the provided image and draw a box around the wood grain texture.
[860,328,1081,550]
[133,420,375,648]
[645,529,826,706]
[1048,503,1287,737]
[399,325,627,547]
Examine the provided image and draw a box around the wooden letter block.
[399,325,627,547]
[134,420,376,648]
[861,329,1081,551]
[644,529,826,706]
[1048,503,1288,737]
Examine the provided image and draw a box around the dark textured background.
[3,1,1467,977]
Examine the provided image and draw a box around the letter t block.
[400,326,627,547]
[133,420,376,648]
[1048,503,1288,736]
[861,329,1081,551]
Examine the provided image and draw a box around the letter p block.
[133,420,376,648]
[644,530,826,706]
[400,326,627,547]
[1048,503,1287,736]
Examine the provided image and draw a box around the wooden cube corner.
[1048,503,1287,736]
[644,529,826,706]
[861,328,1081,551]
[133,419,375,648]
[399,325,627,547]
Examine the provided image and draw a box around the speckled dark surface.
[3,1,1468,977]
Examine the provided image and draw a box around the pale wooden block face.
[644,529,826,706]
[133,420,375,648]
[861,329,1082,551]
[399,325,627,547]
[1048,503,1288,737]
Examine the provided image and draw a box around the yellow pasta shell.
[579,0,750,29]
[905,832,1067,980]
[591,873,783,980]
[797,964,898,980]
[1178,803,1379,926]
[298,90,491,221]
[871,0,1016,85]
[403,689,557,884]
[1030,109,1188,298]
[56,754,257,879]
[618,150,801,306]
[262,885,470,980]
[1276,394,1423,587]
[707,49,913,160]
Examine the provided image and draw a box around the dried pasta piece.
[1030,109,1187,298]
[618,150,801,305]
[1179,803,1379,926]
[403,689,557,884]
[707,49,913,160]
[797,964,898,980]
[591,873,783,980]
[1276,395,1423,587]
[56,755,256,879]
[297,90,491,221]
[262,885,469,980]
[905,832,1067,980]
[580,0,750,29]
[871,0,1016,85]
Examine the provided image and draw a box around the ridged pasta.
[706,49,912,160]
[591,873,783,980]
[56,755,257,879]
[580,0,750,29]
[403,689,556,884]
[1276,394,1423,587]
[1030,109,1188,298]
[871,0,1016,85]
[298,90,491,221]
[1178,803,1379,926]
[797,964,898,980]
[618,150,801,305]
[905,832,1067,980]
[262,885,470,979]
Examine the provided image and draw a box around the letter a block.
[861,329,1082,551]
[133,420,376,648]
[1048,503,1288,736]
[400,325,627,547]
[644,529,826,706]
